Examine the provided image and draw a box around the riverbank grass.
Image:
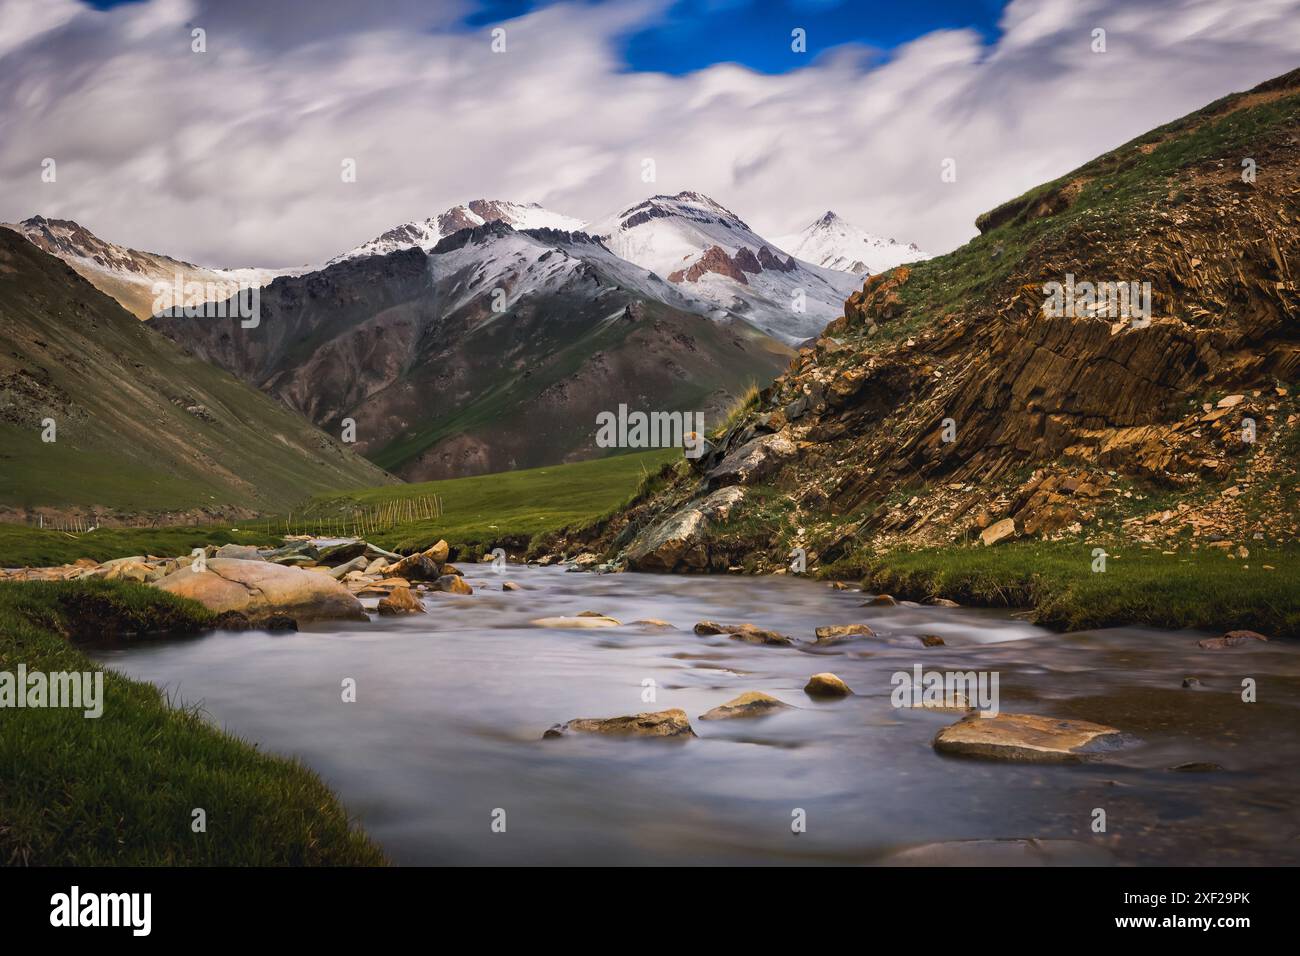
[843,541,1299,638]
[0,580,385,865]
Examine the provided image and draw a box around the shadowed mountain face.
[153,223,793,481]
[0,229,394,520]
[562,68,1300,572]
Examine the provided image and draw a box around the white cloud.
[1,0,1297,268]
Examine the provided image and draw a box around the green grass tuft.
[845,541,1300,637]
[0,580,386,865]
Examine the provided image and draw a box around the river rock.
[502,581,521,591]
[699,692,791,720]
[543,708,695,739]
[329,556,371,579]
[214,544,265,561]
[624,486,746,571]
[317,541,369,564]
[920,635,946,647]
[814,623,875,644]
[431,574,472,595]
[531,615,621,629]
[804,672,852,697]
[928,598,961,608]
[388,540,449,580]
[694,620,792,646]
[862,594,897,607]
[152,558,367,622]
[1197,629,1269,649]
[933,712,1122,763]
[377,587,425,616]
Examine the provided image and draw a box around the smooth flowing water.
[91,565,1300,865]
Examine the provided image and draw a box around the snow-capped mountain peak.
[329,199,585,264]
[773,211,928,276]
[586,191,861,344]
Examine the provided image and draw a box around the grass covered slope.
[0,524,281,569]
[304,447,679,554]
[848,541,1300,637]
[0,229,394,519]
[0,580,385,864]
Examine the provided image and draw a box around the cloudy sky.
[2,0,1298,268]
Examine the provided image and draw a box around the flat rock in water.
[699,691,791,721]
[694,621,792,646]
[1198,629,1269,649]
[933,712,1122,763]
[543,708,695,739]
[814,623,875,644]
[531,615,621,629]
[861,594,897,607]
[153,558,366,622]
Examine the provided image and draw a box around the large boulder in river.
[152,558,366,622]
[543,708,695,739]
[933,712,1122,763]
[624,487,745,571]
[388,540,450,581]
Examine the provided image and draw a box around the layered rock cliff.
[558,68,1300,572]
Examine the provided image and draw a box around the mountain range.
[0,228,392,522]
[3,191,927,497]
[0,216,302,320]
[151,221,791,481]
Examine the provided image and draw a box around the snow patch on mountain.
[773,211,928,276]
[587,191,860,344]
[330,200,585,264]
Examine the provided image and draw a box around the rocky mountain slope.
[0,216,298,320]
[561,68,1300,573]
[328,199,585,264]
[153,222,791,481]
[587,192,862,344]
[0,229,394,523]
[773,211,928,276]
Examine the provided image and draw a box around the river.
[89,565,1300,865]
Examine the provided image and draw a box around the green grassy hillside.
[0,229,395,518]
